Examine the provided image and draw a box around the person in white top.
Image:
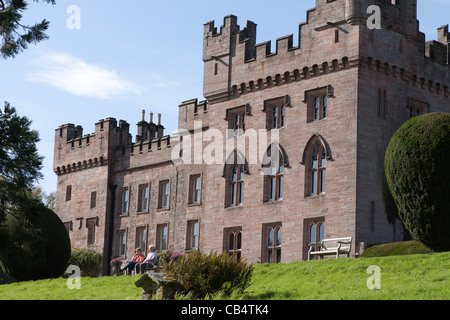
[140,245,159,273]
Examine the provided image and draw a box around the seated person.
[139,245,159,273]
[121,247,145,275]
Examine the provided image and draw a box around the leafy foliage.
[28,186,56,210]
[67,248,102,278]
[0,102,67,281]
[0,101,43,225]
[158,250,183,267]
[385,113,450,252]
[163,251,254,299]
[0,0,56,59]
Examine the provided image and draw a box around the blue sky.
[2,0,448,194]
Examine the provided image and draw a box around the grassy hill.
[0,251,449,300]
[247,251,449,300]
[360,241,433,258]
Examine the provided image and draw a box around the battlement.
[53,111,176,176]
[178,98,209,132]
[53,118,130,175]
[434,25,450,65]
[202,0,447,103]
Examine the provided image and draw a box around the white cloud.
[27,52,143,99]
[155,80,180,87]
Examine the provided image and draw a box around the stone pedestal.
[135,272,177,300]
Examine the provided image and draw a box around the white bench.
[308,237,352,260]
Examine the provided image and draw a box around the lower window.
[262,223,282,264]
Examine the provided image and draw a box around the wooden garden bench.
[308,237,352,260]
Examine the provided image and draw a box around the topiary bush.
[163,251,254,299]
[385,112,450,252]
[67,248,102,278]
[0,201,71,281]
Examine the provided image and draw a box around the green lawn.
[1,251,449,300]
[247,251,450,300]
[0,274,143,300]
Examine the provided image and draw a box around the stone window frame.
[303,217,325,260]
[261,222,282,264]
[262,95,291,130]
[224,227,242,261]
[65,185,72,202]
[188,174,202,206]
[90,191,97,209]
[225,104,250,138]
[135,226,148,255]
[120,187,130,216]
[117,229,127,258]
[302,134,332,198]
[86,217,98,246]
[158,180,170,210]
[304,86,332,123]
[64,221,73,234]
[223,150,248,208]
[156,223,169,252]
[186,219,200,251]
[137,183,150,213]
[310,144,327,196]
[262,143,289,203]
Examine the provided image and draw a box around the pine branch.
[0,0,56,58]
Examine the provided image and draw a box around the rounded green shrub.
[385,112,450,252]
[0,202,71,281]
[163,251,254,299]
[67,248,102,277]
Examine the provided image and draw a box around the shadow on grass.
[246,290,298,300]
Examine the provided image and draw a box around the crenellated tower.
[202,0,448,106]
[53,118,130,176]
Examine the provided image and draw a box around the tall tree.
[0,0,56,59]
[0,101,43,223]
[29,186,56,211]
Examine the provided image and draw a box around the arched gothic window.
[228,230,242,261]
[307,220,325,257]
[311,146,326,196]
[267,226,282,263]
[262,144,288,202]
[302,134,331,198]
[224,151,247,207]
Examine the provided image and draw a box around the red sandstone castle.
[54,0,449,275]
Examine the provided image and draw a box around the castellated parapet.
[203,0,448,104]
[53,112,175,176]
[178,98,209,132]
